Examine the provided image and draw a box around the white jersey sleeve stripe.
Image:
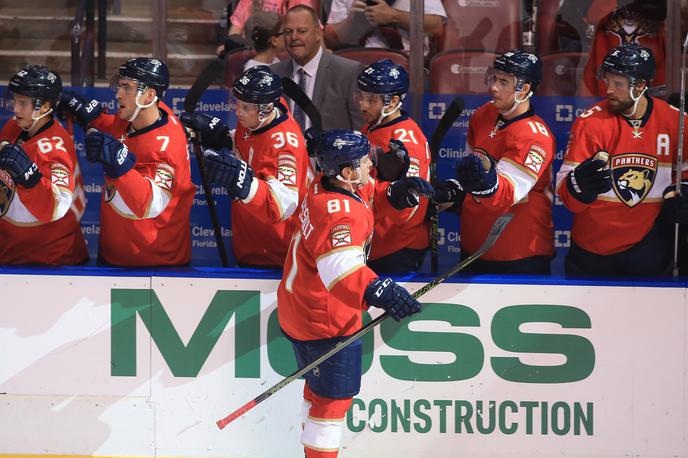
[109,178,171,219]
[51,184,73,220]
[316,247,366,290]
[497,158,538,203]
[265,177,299,220]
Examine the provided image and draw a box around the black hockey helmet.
[7,65,62,109]
[232,65,282,105]
[493,50,542,92]
[316,129,372,178]
[598,44,656,86]
[113,57,169,97]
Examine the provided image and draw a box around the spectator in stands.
[0,65,88,265]
[583,0,666,96]
[217,0,316,56]
[243,11,285,70]
[272,5,365,131]
[324,0,446,54]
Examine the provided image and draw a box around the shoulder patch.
[0,168,16,217]
[330,224,352,248]
[50,162,71,188]
[154,163,175,191]
[278,153,297,186]
[407,157,420,177]
[524,144,546,174]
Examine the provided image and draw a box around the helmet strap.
[336,163,365,189]
[251,104,277,131]
[374,95,402,127]
[24,106,53,132]
[622,84,647,118]
[128,89,158,123]
[500,90,532,117]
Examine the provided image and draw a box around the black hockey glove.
[304,126,324,158]
[364,277,422,321]
[179,112,233,151]
[566,153,612,204]
[456,153,498,197]
[0,142,42,188]
[376,138,410,182]
[59,91,101,127]
[386,177,433,210]
[202,148,254,200]
[85,129,137,179]
[433,178,465,204]
[661,183,688,225]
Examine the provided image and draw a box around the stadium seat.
[334,47,409,70]
[439,0,521,52]
[539,52,589,96]
[429,50,498,94]
[223,48,256,88]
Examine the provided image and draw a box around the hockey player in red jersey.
[277,129,431,457]
[60,58,194,266]
[556,44,688,276]
[434,50,555,274]
[356,59,432,272]
[0,65,88,265]
[180,65,311,268]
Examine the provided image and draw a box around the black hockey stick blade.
[282,77,323,130]
[429,97,465,163]
[216,212,513,429]
[184,58,226,113]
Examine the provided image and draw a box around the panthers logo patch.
[611,153,657,207]
[0,168,16,217]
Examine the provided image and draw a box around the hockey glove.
[0,143,42,188]
[661,183,688,225]
[433,178,465,204]
[85,130,137,179]
[566,153,612,204]
[59,91,101,127]
[386,177,433,210]
[456,153,498,197]
[202,148,254,200]
[376,138,410,182]
[304,126,324,158]
[179,112,233,151]
[364,277,422,321]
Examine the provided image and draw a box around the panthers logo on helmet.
[0,168,16,217]
[610,153,657,207]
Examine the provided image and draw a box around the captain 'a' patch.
[0,168,15,217]
[610,153,657,207]
[330,224,352,248]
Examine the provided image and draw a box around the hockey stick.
[282,77,323,130]
[428,97,465,273]
[673,33,688,277]
[184,58,226,113]
[216,212,513,429]
[183,58,230,267]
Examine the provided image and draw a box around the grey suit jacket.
[271,50,365,131]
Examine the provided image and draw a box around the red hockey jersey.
[583,13,666,97]
[232,108,312,267]
[362,114,431,260]
[0,118,88,265]
[556,97,687,255]
[461,102,555,261]
[89,102,194,266]
[278,175,399,341]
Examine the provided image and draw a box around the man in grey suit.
[271,5,365,131]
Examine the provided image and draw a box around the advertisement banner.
[1,274,686,457]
